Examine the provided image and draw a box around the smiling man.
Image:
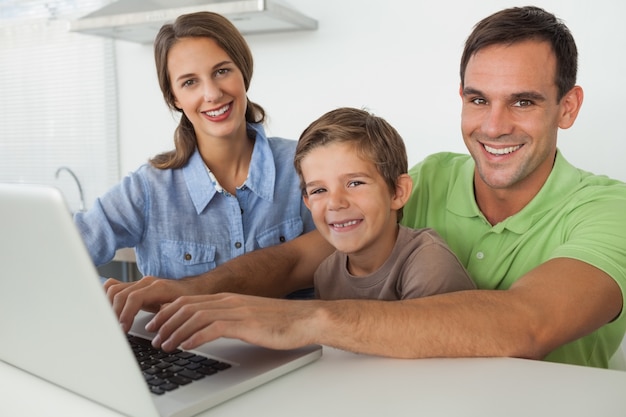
[105,6,626,368]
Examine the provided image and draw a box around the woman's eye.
[215,68,230,77]
[182,79,195,88]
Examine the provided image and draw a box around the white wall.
[115,0,626,181]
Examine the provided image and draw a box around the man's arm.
[106,230,333,333]
[148,257,622,360]
[314,258,622,359]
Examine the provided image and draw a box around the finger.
[148,293,232,331]
[106,280,136,317]
[103,277,122,293]
[180,321,226,350]
[104,278,132,311]
[164,308,231,351]
[155,296,228,350]
[117,276,170,332]
[107,277,154,331]
[145,297,182,333]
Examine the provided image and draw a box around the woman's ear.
[391,174,413,210]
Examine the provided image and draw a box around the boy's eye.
[347,180,364,188]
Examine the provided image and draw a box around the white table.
[2,347,625,417]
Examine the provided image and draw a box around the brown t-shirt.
[314,225,475,300]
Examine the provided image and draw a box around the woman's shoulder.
[260,128,297,157]
[267,136,297,150]
[122,162,186,191]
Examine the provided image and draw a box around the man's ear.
[558,85,584,130]
[391,174,413,210]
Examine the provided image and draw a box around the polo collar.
[446,150,580,234]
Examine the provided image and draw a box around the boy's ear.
[302,194,311,210]
[391,174,413,210]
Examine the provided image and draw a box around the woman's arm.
[107,229,334,333]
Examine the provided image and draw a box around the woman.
[75,11,314,280]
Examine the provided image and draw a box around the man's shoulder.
[562,160,626,203]
[408,152,472,183]
[410,152,471,170]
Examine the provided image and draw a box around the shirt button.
[235,242,242,249]
[476,251,484,260]
[279,236,286,243]
[184,253,192,261]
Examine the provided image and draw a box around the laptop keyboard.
[127,334,232,395]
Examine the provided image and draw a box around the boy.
[293,107,475,300]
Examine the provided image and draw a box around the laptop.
[0,183,322,417]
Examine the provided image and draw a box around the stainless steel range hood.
[69,0,317,43]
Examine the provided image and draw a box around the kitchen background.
[1,0,625,212]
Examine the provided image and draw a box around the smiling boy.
[293,107,475,300]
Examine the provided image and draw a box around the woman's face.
[168,36,248,143]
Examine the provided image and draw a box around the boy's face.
[301,141,403,265]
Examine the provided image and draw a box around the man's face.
[460,40,567,194]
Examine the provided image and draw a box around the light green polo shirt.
[402,151,626,368]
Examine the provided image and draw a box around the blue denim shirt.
[75,123,314,279]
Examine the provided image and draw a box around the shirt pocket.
[159,240,216,278]
[255,217,304,248]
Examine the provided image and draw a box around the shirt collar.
[244,123,276,202]
[183,149,217,214]
[182,123,276,214]
[446,150,580,234]
[446,155,479,219]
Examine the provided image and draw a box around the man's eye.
[471,97,487,105]
[513,99,533,107]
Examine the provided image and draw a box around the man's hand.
[146,293,320,352]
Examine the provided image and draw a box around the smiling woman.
[72,11,315,286]
[0,0,119,212]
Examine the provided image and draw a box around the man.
[106,6,626,368]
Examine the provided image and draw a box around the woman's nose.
[203,82,223,102]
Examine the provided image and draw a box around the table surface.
[2,346,626,417]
